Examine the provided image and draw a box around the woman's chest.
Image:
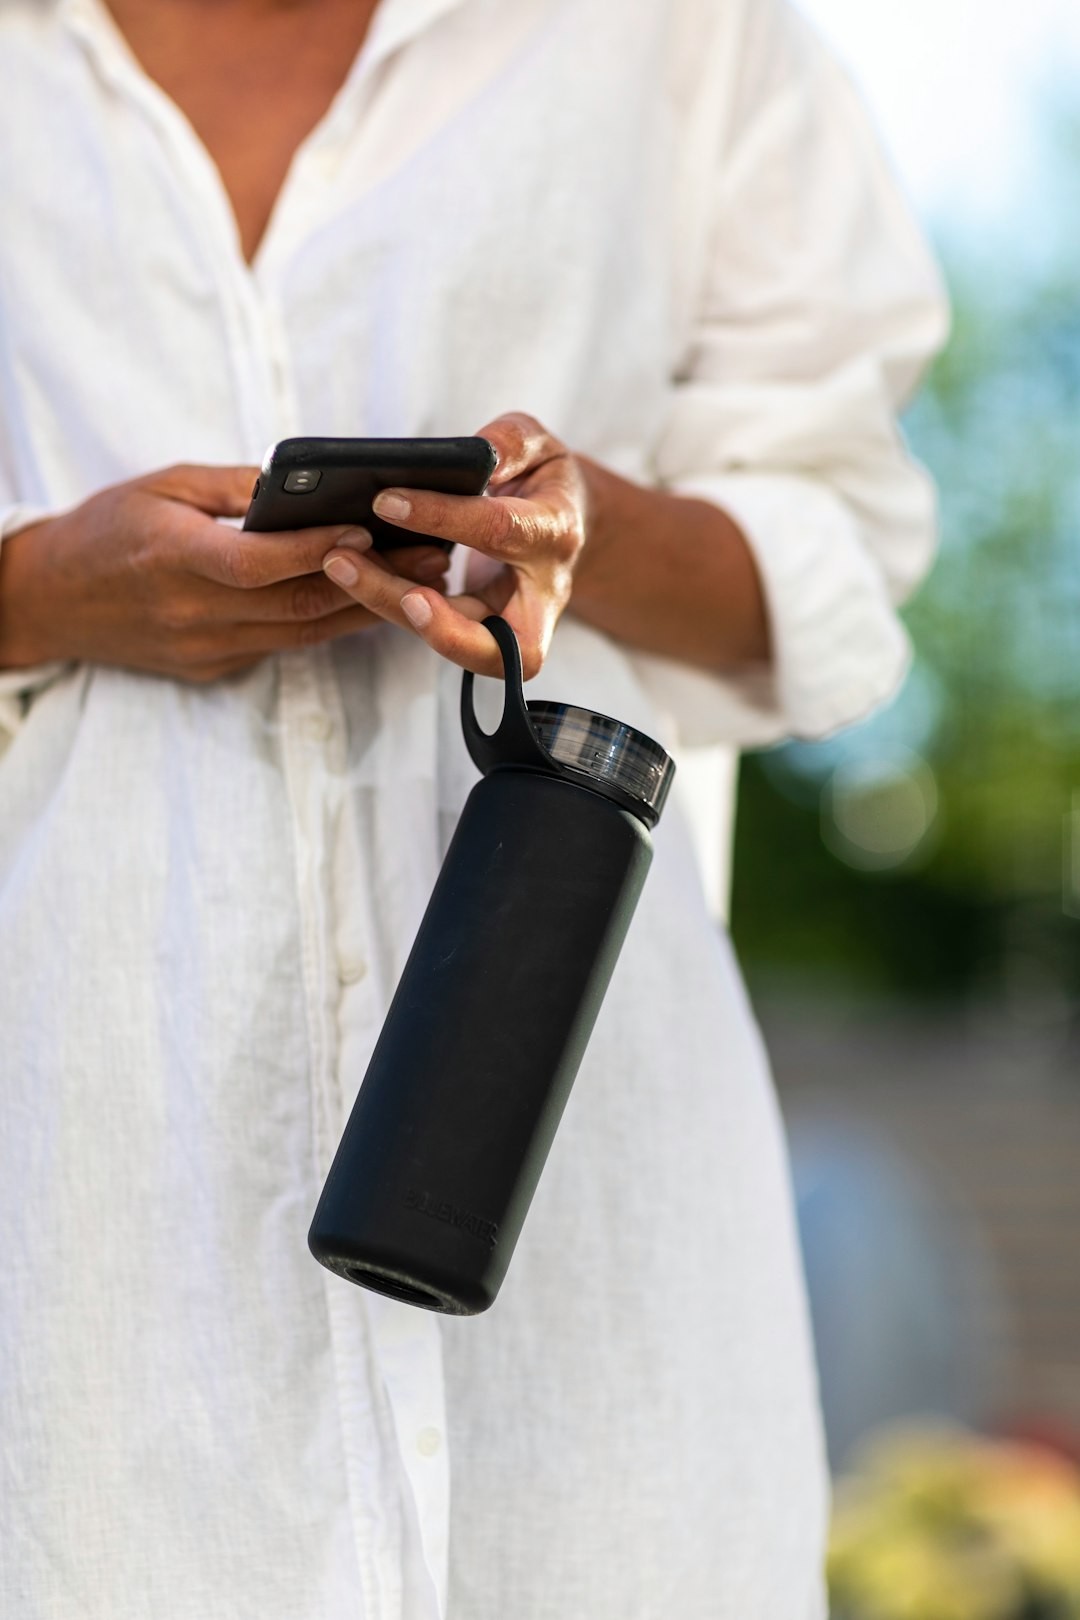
[0,0,701,496]
[100,0,383,264]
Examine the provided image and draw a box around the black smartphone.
[243,436,498,552]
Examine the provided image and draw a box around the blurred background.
[731,1,1080,1611]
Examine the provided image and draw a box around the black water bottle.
[308,616,675,1314]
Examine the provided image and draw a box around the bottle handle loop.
[460,616,558,777]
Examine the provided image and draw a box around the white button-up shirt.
[0,1,946,1616]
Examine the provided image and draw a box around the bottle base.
[342,1262,450,1313]
[309,1230,494,1315]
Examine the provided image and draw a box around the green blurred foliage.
[731,130,1080,1006]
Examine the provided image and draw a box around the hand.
[0,463,451,682]
[320,414,588,678]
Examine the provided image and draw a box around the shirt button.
[416,1426,442,1458]
[337,951,368,986]
[304,712,332,743]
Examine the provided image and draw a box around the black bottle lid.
[461,617,675,828]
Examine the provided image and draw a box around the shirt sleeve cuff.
[627,470,912,749]
[0,505,69,739]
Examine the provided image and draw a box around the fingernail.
[374,491,411,521]
[336,526,372,552]
[413,554,449,580]
[324,555,358,588]
[401,592,432,630]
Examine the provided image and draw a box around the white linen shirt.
[0,1,946,1617]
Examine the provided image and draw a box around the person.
[0,0,947,1615]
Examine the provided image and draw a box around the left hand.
[320,413,588,678]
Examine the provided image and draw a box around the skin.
[0,0,770,684]
[0,463,446,683]
[105,0,384,265]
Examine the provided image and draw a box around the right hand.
[0,463,451,682]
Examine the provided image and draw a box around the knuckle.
[178,633,218,668]
[295,617,328,648]
[314,608,372,645]
[291,575,336,620]
[551,502,584,565]
[149,463,199,502]
[501,422,528,464]
[176,649,228,685]
[221,540,260,590]
[90,484,124,525]
[519,640,545,681]
[557,524,582,567]
[154,592,200,636]
[502,412,537,456]
[480,501,516,553]
[554,486,581,530]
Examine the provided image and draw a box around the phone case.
[242,436,498,552]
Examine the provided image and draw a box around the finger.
[396,584,551,679]
[321,540,554,674]
[141,463,261,519]
[386,545,452,586]
[471,413,554,486]
[215,563,449,625]
[370,486,573,563]
[321,545,422,628]
[279,603,382,649]
[190,523,373,590]
[185,654,266,685]
[210,570,359,624]
[199,603,383,658]
[183,603,377,682]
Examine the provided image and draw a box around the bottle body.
[308,766,652,1314]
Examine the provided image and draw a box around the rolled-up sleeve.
[634,0,949,748]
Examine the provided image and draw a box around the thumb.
[142,462,260,519]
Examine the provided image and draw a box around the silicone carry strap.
[460,616,561,778]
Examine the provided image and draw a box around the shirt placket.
[58,5,456,1613]
[264,17,466,1611]
[257,102,453,1620]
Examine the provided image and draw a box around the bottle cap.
[461,616,676,827]
[526,702,675,826]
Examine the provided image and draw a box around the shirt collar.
[362,0,474,69]
[58,0,473,67]
[56,0,478,162]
